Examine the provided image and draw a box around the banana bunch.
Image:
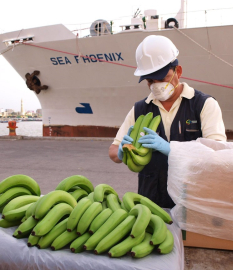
[31,176,100,249]
[0,175,93,245]
[1,195,40,223]
[55,175,94,194]
[11,191,75,241]
[122,113,161,172]
[0,176,175,259]
[68,189,174,257]
[0,174,41,214]
[93,203,174,258]
[35,183,120,251]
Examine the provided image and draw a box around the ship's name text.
[50,53,124,65]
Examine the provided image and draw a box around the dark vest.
[134,89,211,208]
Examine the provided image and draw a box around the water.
[0,121,42,136]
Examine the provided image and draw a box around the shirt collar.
[145,82,195,104]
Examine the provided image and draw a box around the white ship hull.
[0,24,233,137]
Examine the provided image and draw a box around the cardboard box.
[180,207,233,250]
[182,230,233,250]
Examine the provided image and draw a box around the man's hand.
[117,126,134,160]
[138,127,170,156]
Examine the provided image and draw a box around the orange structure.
[7,120,18,136]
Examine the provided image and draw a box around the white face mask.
[150,69,179,101]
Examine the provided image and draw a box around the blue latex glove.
[117,126,134,160]
[138,127,170,156]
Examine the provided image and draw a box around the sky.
[0,0,232,112]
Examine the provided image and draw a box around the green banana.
[132,115,161,156]
[129,204,151,238]
[0,218,21,228]
[34,190,77,220]
[77,202,102,235]
[70,232,91,253]
[149,214,167,246]
[148,115,161,132]
[55,175,94,194]
[70,188,88,201]
[89,208,113,234]
[12,230,20,238]
[68,185,81,192]
[32,203,73,236]
[145,224,154,234]
[37,218,68,249]
[157,229,174,254]
[120,201,129,212]
[126,151,144,173]
[130,115,144,146]
[131,232,155,258]
[2,195,40,216]
[108,231,145,258]
[140,196,173,224]
[87,192,95,202]
[83,209,128,251]
[134,112,153,149]
[129,149,152,166]
[94,215,136,254]
[28,234,40,247]
[21,215,27,223]
[13,229,29,239]
[106,194,122,212]
[101,200,107,210]
[0,187,32,209]
[51,230,78,251]
[2,203,34,221]
[66,198,92,232]
[17,216,38,235]
[25,200,40,219]
[122,192,144,212]
[0,174,41,196]
[93,184,119,203]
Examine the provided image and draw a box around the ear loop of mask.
[165,67,179,95]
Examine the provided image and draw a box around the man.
[109,35,226,208]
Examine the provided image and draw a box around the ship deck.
[0,136,232,269]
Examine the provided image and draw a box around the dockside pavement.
[0,136,232,270]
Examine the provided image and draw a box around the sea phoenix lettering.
[50,53,124,65]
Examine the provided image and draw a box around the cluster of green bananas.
[122,112,161,172]
[0,174,41,228]
[0,175,174,258]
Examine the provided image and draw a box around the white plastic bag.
[168,138,233,241]
[0,211,184,270]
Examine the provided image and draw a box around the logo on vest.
[186,119,197,125]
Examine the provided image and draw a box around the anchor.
[25,70,48,94]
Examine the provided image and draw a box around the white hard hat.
[134,35,179,76]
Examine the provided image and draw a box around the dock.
[0,136,232,270]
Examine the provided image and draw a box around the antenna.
[133,8,141,18]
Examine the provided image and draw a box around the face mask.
[150,69,179,101]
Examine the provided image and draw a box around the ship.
[0,3,233,138]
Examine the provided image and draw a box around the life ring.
[165,18,179,29]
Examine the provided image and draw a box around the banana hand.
[138,127,170,156]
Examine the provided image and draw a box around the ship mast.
[176,0,187,28]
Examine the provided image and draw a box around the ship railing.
[68,7,233,38]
